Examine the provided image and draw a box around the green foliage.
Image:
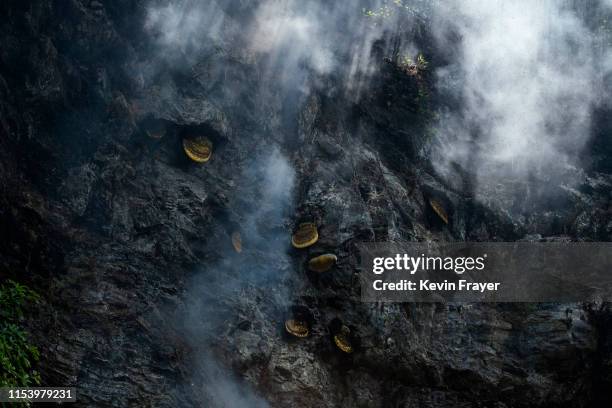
[398,53,429,75]
[363,0,431,21]
[0,280,41,389]
[363,5,394,19]
[416,53,428,70]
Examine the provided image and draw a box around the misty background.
[429,0,612,208]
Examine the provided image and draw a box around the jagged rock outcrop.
[0,1,611,407]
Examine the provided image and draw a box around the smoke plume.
[177,148,295,408]
[430,0,611,202]
[143,0,428,96]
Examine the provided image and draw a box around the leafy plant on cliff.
[0,280,41,388]
[398,53,429,76]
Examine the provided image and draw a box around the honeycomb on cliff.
[231,232,242,253]
[428,198,449,224]
[308,254,337,272]
[291,223,318,249]
[333,325,353,353]
[285,319,309,338]
[183,136,213,163]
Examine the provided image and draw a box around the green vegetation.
[398,53,429,76]
[416,54,428,70]
[0,280,41,389]
[363,1,431,78]
[363,4,395,19]
[363,0,430,21]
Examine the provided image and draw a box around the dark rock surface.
[1,1,611,407]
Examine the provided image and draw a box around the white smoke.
[247,0,390,94]
[143,0,427,96]
[195,356,270,408]
[143,3,303,406]
[179,148,295,408]
[144,1,228,59]
[248,1,336,79]
[255,148,296,222]
[430,0,610,199]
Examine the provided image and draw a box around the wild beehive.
[285,319,309,338]
[291,222,318,249]
[428,198,449,224]
[333,325,353,353]
[231,232,242,253]
[183,136,213,163]
[308,254,337,273]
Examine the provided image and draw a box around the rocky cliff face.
[1,1,611,407]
